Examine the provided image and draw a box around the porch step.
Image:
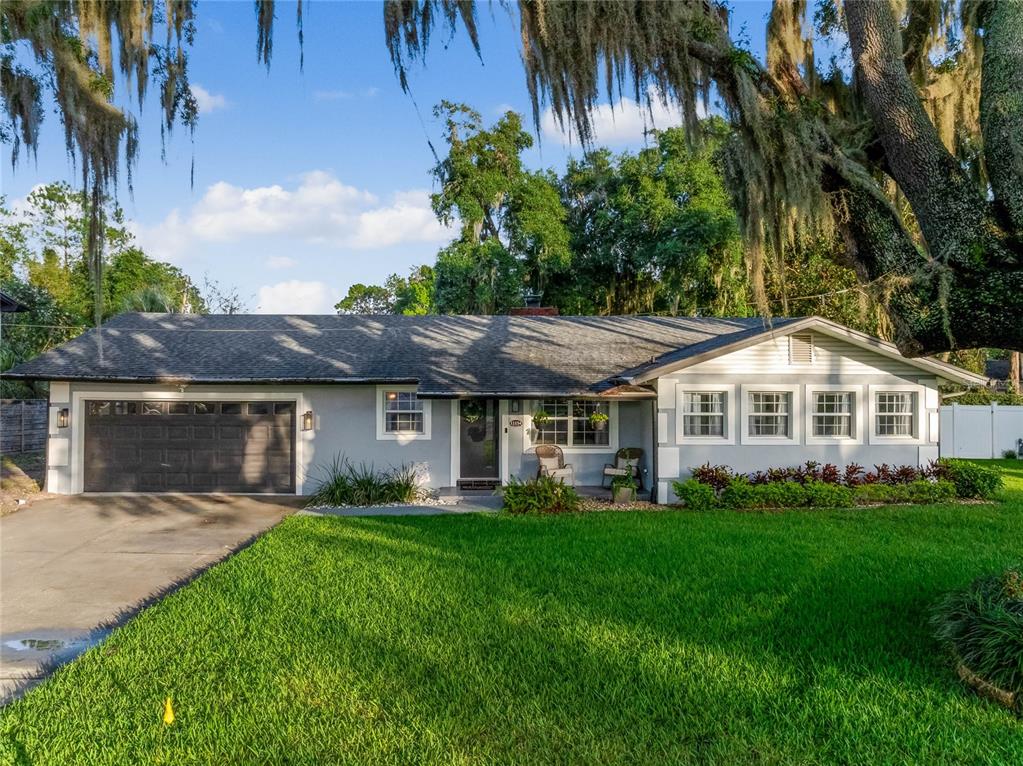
[455,479,502,491]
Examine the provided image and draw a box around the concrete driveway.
[0,494,298,702]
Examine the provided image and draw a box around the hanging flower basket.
[532,409,551,430]
[590,411,609,431]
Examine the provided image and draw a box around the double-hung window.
[384,390,424,434]
[875,392,914,437]
[682,392,725,437]
[533,399,610,447]
[748,392,791,437]
[812,392,852,437]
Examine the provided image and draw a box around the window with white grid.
[683,392,725,437]
[384,390,424,434]
[812,392,852,437]
[748,391,790,437]
[875,392,914,437]
[533,399,610,447]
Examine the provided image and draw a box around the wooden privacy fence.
[939,404,1023,459]
[0,399,48,454]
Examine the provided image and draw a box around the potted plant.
[611,473,637,504]
[532,408,551,430]
[589,411,609,431]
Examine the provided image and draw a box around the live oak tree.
[6,1,1021,354]
[383,0,1023,355]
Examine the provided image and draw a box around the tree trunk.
[980,0,1023,233]
[842,0,1023,354]
[1010,351,1021,395]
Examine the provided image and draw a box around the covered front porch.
[445,387,657,495]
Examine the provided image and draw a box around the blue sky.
[2,1,775,313]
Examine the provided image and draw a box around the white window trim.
[376,385,432,442]
[69,389,307,495]
[524,400,619,453]
[804,384,864,445]
[868,384,925,445]
[740,384,801,445]
[675,383,736,445]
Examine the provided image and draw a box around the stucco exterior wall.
[43,382,654,494]
[46,382,455,495]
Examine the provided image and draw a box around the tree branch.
[844,0,1000,269]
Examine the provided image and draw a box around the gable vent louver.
[789,333,814,364]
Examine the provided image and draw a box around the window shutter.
[789,333,814,364]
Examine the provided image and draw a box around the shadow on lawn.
[293,512,986,702]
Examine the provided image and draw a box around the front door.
[458,399,499,488]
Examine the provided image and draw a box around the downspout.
[650,396,658,502]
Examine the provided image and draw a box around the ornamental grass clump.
[932,564,1023,710]
[501,475,581,514]
[307,455,424,507]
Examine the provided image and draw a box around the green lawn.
[2,463,1023,764]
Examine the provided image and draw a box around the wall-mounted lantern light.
[57,408,70,429]
[302,410,314,431]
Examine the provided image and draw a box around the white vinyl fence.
[939,404,1023,459]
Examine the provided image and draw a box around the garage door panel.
[85,400,295,493]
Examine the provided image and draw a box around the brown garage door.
[84,400,296,493]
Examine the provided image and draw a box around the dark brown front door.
[458,399,499,487]
[83,400,295,493]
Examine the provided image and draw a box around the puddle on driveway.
[1,629,112,669]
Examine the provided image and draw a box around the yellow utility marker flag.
[163,697,175,725]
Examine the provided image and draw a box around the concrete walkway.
[0,494,298,702]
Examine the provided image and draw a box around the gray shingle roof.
[4,313,799,397]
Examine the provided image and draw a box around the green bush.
[803,480,854,508]
[759,481,809,508]
[307,455,423,507]
[672,479,719,510]
[720,477,758,509]
[720,478,811,510]
[938,459,1004,499]
[853,484,897,505]
[501,475,581,514]
[932,564,1023,695]
[900,479,957,504]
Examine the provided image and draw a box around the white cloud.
[313,87,379,102]
[541,88,707,146]
[135,170,453,262]
[191,84,228,113]
[313,89,352,101]
[257,280,338,314]
[265,255,297,270]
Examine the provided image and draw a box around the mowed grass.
[2,463,1023,764]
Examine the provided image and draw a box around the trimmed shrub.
[900,479,957,504]
[307,455,423,507]
[803,480,854,508]
[939,459,1004,499]
[721,478,809,510]
[759,481,809,508]
[853,483,897,505]
[932,564,1023,696]
[720,477,759,509]
[672,479,719,510]
[501,475,581,514]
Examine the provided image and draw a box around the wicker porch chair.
[535,444,575,485]
[602,447,644,490]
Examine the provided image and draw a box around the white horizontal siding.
[677,332,919,377]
